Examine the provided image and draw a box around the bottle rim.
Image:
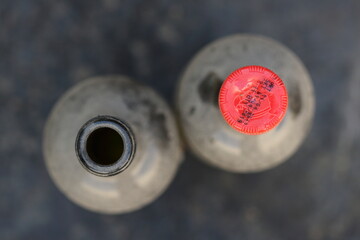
[75,116,135,177]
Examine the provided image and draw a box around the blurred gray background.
[1,0,360,239]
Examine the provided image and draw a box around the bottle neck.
[75,116,135,177]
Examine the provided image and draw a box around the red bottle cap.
[218,66,288,135]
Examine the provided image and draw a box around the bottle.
[43,76,183,214]
[176,34,315,172]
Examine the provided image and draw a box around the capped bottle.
[44,76,183,214]
[176,34,315,172]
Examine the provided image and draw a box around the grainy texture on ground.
[1,0,360,239]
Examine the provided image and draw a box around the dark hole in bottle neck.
[86,127,124,166]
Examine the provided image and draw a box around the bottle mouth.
[75,116,135,177]
[218,65,288,135]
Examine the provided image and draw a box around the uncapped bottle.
[44,76,183,214]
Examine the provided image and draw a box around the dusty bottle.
[176,34,315,172]
[43,76,183,214]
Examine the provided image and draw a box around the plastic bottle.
[176,34,315,172]
[43,76,183,214]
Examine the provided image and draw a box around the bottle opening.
[218,65,288,135]
[86,127,124,166]
[76,116,135,176]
